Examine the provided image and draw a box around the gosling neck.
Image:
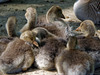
[46,13,56,23]
[66,36,77,50]
[27,18,36,30]
[67,43,76,50]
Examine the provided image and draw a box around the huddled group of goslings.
[0,0,100,75]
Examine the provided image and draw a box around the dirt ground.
[0,0,100,75]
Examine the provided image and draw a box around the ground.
[0,0,100,75]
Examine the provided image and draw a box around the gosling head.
[25,7,37,23]
[46,5,65,23]
[5,16,17,37]
[76,20,96,37]
[20,7,37,33]
[20,30,34,42]
[32,27,56,41]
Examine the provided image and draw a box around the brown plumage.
[37,5,65,24]
[20,30,36,44]
[76,20,96,37]
[20,7,37,33]
[46,5,65,23]
[0,36,14,55]
[20,6,67,39]
[32,27,67,70]
[0,16,18,56]
[76,20,100,51]
[36,5,66,39]
[77,37,100,51]
[6,16,17,37]
[55,36,94,75]
[0,32,36,74]
[38,25,65,38]
[35,37,67,70]
[76,20,100,69]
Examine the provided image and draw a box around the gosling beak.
[33,37,40,47]
[33,41,39,47]
[75,27,81,31]
[61,14,65,19]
